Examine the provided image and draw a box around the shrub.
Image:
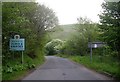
[45,39,65,55]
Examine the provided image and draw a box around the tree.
[2,2,58,64]
[77,17,99,42]
[64,17,99,56]
[45,39,64,55]
[99,1,120,58]
[24,3,58,37]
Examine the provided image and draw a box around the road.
[23,56,111,80]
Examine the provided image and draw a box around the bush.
[45,39,65,55]
[62,35,88,56]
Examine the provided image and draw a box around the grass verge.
[68,55,120,80]
[56,54,120,80]
[2,48,45,80]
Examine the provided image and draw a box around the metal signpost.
[10,35,25,64]
[88,42,106,63]
[90,42,93,63]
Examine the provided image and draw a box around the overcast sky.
[36,0,104,25]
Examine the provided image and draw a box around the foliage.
[45,39,65,55]
[99,1,120,59]
[2,2,58,63]
[62,17,99,56]
[2,46,45,80]
[3,63,35,74]
[69,55,120,79]
[2,2,58,80]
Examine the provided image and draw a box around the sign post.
[22,51,24,64]
[10,35,25,65]
[88,42,106,63]
[90,42,92,63]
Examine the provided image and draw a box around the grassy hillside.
[49,24,78,41]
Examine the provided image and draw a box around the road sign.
[88,42,106,62]
[9,35,25,64]
[88,42,106,48]
[10,35,25,51]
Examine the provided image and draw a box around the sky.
[36,0,104,25]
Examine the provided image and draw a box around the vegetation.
[69,55,120,79]
[2,0,120,80]
[45,39,65,55]
[49,17,100,56]
[99,1,120,59]
[49,7,120,79]
[2,2,58,80]
[52,1,120,79]
[64,18,99,56]
[50,17,99,56]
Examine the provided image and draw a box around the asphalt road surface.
[23,56,111,80]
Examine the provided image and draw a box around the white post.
[22,51,24,64]
[90,42,92,63]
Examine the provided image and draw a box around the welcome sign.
[10,35,25,51]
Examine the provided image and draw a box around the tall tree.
[99,1,120,58]
[65,17,99,55]
[2,2,58,64]
[77,17,99,42]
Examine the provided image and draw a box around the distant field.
[49,24,78,41]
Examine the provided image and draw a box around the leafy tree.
[2,2,58,65]
[64,17,99,56]
[45,39,64,55]
[76,17,99,42]
[99,1,120,58]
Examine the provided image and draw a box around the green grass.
[2,58,45,80]
[57,54,120,79]
[2,48,45,80]
[68,55,120,79]
[2,69,28,80]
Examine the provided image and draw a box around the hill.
[49,24,78,41]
